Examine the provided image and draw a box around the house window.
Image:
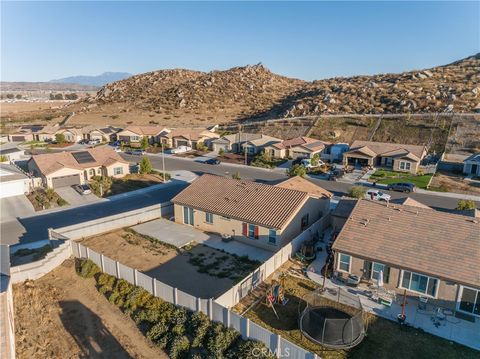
[458,286,480,316]
[268,229,277,245]
[205,212,213,224]
[401,271,438,297]
[301,214,309,230]
[132,136,140,141]
[371,262,384,280]
[97,168,102,175]
[338,253,351,273]
[243,223,259,239]
[114,167,123,175]
[399,161,411,171]
[89,169,95,176]
[183,206,194,225]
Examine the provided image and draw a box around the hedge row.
[76,259,275,359]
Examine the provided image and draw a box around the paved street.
[122,153,480,210]
[0,180,188,245]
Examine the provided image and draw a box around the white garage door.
[0,180,25,198]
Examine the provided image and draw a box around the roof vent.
[360,218,370,227]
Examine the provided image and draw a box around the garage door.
[11,136,26,142]
[52,174,81,188]
[0,180,25,198]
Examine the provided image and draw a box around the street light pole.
[161,142,166,181]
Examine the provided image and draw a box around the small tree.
[139,156,153,174]
[232,171,241,180]
[349,186,366,199]
[218,148,225,156]
[0,155,7,162]
[54,93,64,100]
[456,199,476,211]
[287,164,307,178]
[140,136,149,150]
[311,153,320,167]
[6,93,14,99]
[15,94,22,99]
[55,133,65,144]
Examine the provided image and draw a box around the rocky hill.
[72,54,479,124]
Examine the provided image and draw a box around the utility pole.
[161,142,166,181]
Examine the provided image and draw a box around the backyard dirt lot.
[13,259,167,359]
[429,171,480,195]
[78,229,257,298]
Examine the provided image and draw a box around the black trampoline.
[299,288,366,349]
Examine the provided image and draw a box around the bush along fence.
[72,241,319,359]
[216,214,331,308]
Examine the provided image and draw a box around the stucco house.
[0,164,32,198]
[28,146,130,188]
[263,137,331,160]
[463,153,480,176]
[343,140,427,174]
[241,135,282,156]
[55,127,83,143]
[117,126,169,146]
[332,200,480,318]
[6,126,38,142]
[211,133,263,153]
[83,126,122,143]
[33,125,59,142]
[163,128,220,150]
[171,174,331,252]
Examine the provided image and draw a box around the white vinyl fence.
[216,214,331,308]
[71,241,318,359]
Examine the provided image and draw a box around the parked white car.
[301,158,325,169]
[88,139,100,146]
[171,145,192,154]
[366,189,391,202]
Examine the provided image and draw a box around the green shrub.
[168,335,191,359]
[189,312,211,348]
[139,156,153,174]
[56,197,68,206]
[286,164,307,177]
[349,186,366,199]
[124,287,153,314]
[77,259,100,278]
[205,322,240,357]
[218,148,225,156]
[170,308,189,336]
[97,273,116,294]
[147,321,170,342]
[108,291,124,307]
[456,199,476,210]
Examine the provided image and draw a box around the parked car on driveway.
[301,158,325,169]
[366,189,391,201]
[88,139,100,146]
[74,184,92,195]
[171,145,192,154]
[387,182,416,193]
[205,158,220,165]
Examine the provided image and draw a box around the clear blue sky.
[1,1,479,82]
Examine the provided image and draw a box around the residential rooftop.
[332,199,480,288]
[347,140,426,160]
[275,176,332,199]
[172,174,310,229]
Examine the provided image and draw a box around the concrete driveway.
[55,186,103,206]
[0,195,35,222]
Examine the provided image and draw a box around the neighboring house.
[332,200,480,318]
[264,137,330,160]
[0,147,25,162]
[33,125,59,142]
[321,143,350,163]
[55,127,83,143]
[7,126,36,142]
[331,198,358,233]
[211,133,263,153]
[83,125,122,143]
[0,164,31,198]
[165,128,220,149]
[117,126,169,146]
[28,146,130,188]
[171,174,331,252]
[343,140,427,174]
[463,153,480,176]
[241,135,282,156]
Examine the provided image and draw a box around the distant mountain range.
[49,72,132,87]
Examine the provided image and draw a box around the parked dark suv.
[387,182,416,193]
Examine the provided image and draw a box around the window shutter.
[384,266,390,284]
[242,223,247,236]
[254,226,259,239]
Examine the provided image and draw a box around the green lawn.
[370,169,433,189]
